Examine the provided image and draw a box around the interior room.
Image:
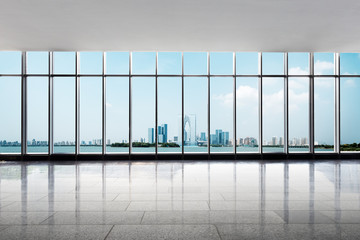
[1,0,360,239]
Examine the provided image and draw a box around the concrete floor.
[0,160,359,239]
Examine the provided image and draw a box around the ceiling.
[0,0,359,51]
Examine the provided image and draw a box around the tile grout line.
[124,202,131,211]
[38,211,58,225]
[213,224,223,240]
[140,211,146,224]
[103,225,115,240]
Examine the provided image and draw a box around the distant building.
[158,124,168,143]
[148,128,154,144]
[179,114,196,145]
[200,132,206,141]
[272,136,277,145]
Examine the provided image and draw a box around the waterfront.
[0,146,335,154]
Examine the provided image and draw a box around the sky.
[0,51,360,148]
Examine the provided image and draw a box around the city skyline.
[1,52,359,153]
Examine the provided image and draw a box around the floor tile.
[127,201,209,211]
[41,211,144,225]
[216,224,347,240]
[142,210,284,224]
[106,225,221,240]
[0,201,129,212]
[0,225,112,240]
[274,210,335,224]
[0,212,55,225]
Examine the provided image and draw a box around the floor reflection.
[0,160,360,239]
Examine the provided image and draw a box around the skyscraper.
[148,128,154,144]
[180,114,196,145]
[158,124,168,143]
[216,129,223,145]
[200,132,206,141]
[223,132,229,145]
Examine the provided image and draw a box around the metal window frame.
[2,50,359,160]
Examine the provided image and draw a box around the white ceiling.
[0,0,359,51]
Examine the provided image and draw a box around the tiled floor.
[0,160,359,239]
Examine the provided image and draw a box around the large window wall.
[0,51,359,155]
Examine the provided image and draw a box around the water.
[0,146,336,154]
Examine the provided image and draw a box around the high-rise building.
[272,136,277,145]
[158,124,168,143]
[148,128,154,144]
[210,134,217,145]
[180,114,196,145]
[223,132,229,145]
[216,129,223,145]
[200,132,206,141]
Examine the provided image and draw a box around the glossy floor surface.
[0,160,360,239]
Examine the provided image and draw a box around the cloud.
[289,67,308,75]
[344,79,356,87]
[314,60,334,75]
[212,85,258,108]
[106,102,112,108]
[314,78,334,88]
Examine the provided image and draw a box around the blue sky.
[0,51,359,148]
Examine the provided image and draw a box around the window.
[53,77,76,153]
[340,78,360,151]
[0,51,359,157]
[210,77,233,152]
[184,77,208,153]
[131,77,155,153]
[80,77,102,153]
[0,77,21,153]
[262,78,284,152]
[158,77,182,153]
[236,77,259,152]
[288,77,309,152]
[106,77,129,153]
[314,78,334,152]
[27,77,48,153]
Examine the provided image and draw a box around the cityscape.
[0,137,312,148]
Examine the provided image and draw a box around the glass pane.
[288,53,309,75]
[158,52,182,75]
[210,52,233,75]
[0,51,21,74]
[184,77,207,153]
[27,52,48,74]
[158,77,181,153]
[80,77,102,153]
[340,53,360,75]
[314,53,334,75]
[131,52,156,75]
[184,52,207,75]
[236,77,259,153]
[53,52,75,74]
[340,77,360,151]
[262,53,284,75]
[106,77,129,153]
[236,52,258,75]
[54,77,75,153]
[0,77,21,153]
[262,77,284,152]
[105,52,129,74]
[288,78,309,152]
[210,77,233,152]
[132,77,155,153]
[79,52,102,74]
[314,78,334,152]
[27,77,48,153]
